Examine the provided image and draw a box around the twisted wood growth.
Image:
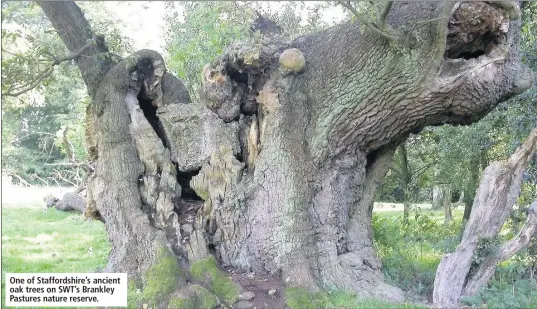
[433,128,537,307]
[38,1,533,307]
[463,200,537,297]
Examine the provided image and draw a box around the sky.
[102,1,346,54]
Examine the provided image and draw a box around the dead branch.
[463,200,537,296]
[48,177,60,187]
[8,173,31,187]
[4,37,96,97]
[433,128,537,307]
[32,174,50,186]
[52,169,78,187]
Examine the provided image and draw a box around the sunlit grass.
[1,204,110,309]
[4,197,531,309]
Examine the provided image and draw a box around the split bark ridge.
[38,1,533,307]
[433,128,537,308]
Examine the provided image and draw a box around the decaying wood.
[433,128,537,308]
[45,192,86,213]
[463,200,537,297]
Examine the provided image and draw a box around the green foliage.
[468,237,502,278]
[373,208,537,307]
[78,2,134,57]
[285,287,323,309]
[373,211,462,296]
[164,2,253,100]
[462,270,537,309]
[378,134,437,204]
[189,256,240,305]
[1,1,133,186]
[164,2,333,101]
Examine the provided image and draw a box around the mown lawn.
[1,204,110,309]
[10,196,509,309]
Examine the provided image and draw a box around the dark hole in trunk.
[456,50,486,60]
[207,243,217,255]
[445,32,499,60]
[176,168,202,201]
[366,148,380,171]
[227,69,249,84]
[138,88,170,149]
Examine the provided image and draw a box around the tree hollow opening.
[176,168,202,201]
[445,2,507,60]
[138,87,170,149]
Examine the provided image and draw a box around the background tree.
[1,1,133,186]
[164,1,332,101]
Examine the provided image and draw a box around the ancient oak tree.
[38,1,533,307]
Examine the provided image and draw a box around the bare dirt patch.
[228,269,286,309]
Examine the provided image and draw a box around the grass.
[1,202,110,309]
[3,194,534,309]
[373,205,537,309]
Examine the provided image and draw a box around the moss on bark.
[168,285,218,309]
[142,248,185,302]
[189,256,240,305]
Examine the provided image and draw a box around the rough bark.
[38,2,114,97]
[39,1,533,307]
[433,128,537,308]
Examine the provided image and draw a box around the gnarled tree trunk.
[433,128,537,307]
[39,1,532,308]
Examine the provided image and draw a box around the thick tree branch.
[4,38,95,97]
[37,1,114,97]
[379,1,393,31]
[463,200,537,297]
[433,128,537,307]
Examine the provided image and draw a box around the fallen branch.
[8,173,31,187]
[32,174,49,186]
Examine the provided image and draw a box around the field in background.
[4,184,531,309]
[1,183,110,309]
